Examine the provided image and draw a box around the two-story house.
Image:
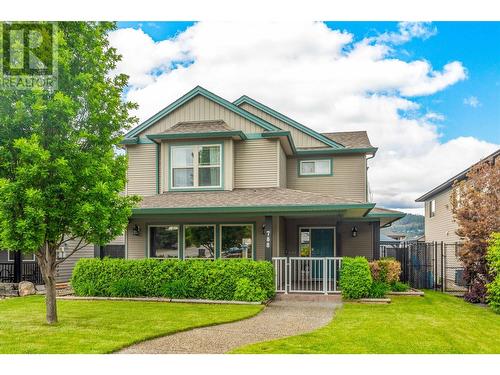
[415,148,499,243]
[120,86,404,273]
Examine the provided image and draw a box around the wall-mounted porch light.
[351,226,358,238]
[132,224,141,236]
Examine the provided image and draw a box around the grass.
[232,291,500,354]
[0,296,262,354]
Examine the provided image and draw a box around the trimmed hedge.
[71,258,274,302]
[339,256,372,299]
[486,232,500,313]
[369,258,401,284]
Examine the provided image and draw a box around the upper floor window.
[298,159,332,176]
[171,144,222,189]
[429,199,436,217]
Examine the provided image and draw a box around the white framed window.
[220,224,254,259]
[299,159,332,176]
[184,225,216,259]
[170,144,222,189]
[148,225,180,259]
[7,251,35,262]
[429,199,436,218]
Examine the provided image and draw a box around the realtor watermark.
[0,22,58,90]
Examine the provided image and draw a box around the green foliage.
[72,280,99,296]
[368,281,390,298]
[339,257,372,299]
[234,278,267,302]
[109,278,145,298]
[160,280,192,299]
[0,22,139,257]
[369,258,401,284]
[71,258,274,302]
[486,233,500,313]
[391,281,410,292]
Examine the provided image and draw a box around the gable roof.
[233,95,344,149]
[125,86,280,139]
[415,148,500,202]
[322,131,373,149]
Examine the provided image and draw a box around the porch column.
[372,221,380,260]
[13,250,22,283]
[264,216,273,261]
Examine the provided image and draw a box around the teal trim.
[297,158,333,177]
[167,141,225,192]
[179,224,184,259]
[261,131,298,154]
[215,224,221,258]
[120,137,138,145]
[155,143,160,194]
[126,86,279,138]
[296,147,378,155]
[147,131,247,141]
[234,95,344,149]
[132,203,375,216]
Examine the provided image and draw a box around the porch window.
[184,225,216,259]
[298,159,332,176]
[7,251,35,262]
[220,224,253,259]
[149,225,179,259]
[429,199,436,217]
[171,144,222,189]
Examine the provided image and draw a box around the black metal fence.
[0,262,44,285]
[380,242,466,293]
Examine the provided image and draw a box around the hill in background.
[381,213,424,240]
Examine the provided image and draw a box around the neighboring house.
[120,86,404,270]
[384,232,407,241]
[415,149,499,243]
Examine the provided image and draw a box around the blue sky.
[117,21,499,145]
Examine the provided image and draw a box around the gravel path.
[118,296,341,354]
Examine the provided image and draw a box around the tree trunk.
[36,245,58,324]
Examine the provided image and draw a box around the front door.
[299,227,335,279]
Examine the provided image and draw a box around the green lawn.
[0,296,262,354]
[232,291,500,354]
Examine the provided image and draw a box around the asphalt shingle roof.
[321,131,373,149]
[161,120,234,134]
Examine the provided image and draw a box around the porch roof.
[132,188,375,217]
[366,207,406,227]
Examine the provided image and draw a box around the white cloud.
[463,95,481,108]
[109,21,498,210]
[375,22,437,44]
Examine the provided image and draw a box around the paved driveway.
[118,295,341,354]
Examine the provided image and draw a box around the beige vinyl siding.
[424,188,461,243]
[161,139,233,192]
[126,217,266,260]
[138,95,264,137]
[126,144,156,196]
[287,154,367,202]
[238,102,325,148]
[56,239,94,282]
[279,143,287,188]
[234,139,279,188]
[339,222,374,260]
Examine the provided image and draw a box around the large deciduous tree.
[451,155,500,303]
[0,22,139,324]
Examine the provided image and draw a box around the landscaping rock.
[18,281,36,297]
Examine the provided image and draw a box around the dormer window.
[170,143,222,190]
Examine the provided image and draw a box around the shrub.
[160,280,192,299]
[234,278,267,302]
[369,258,401,284]
[391,281,410,292]
[71,258,274,302]
[339,257,372,299]
[109,278,145,297]
[368,281,390,298]
[486,232,500,313]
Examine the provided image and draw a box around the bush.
[339,257,372,299]
[368,281,390,298]
[160,280,192,299]
[391,281,410,292]
[71,258,274,302]
[234,278,267,302]
[109,278,145,297]
[486,232,500,313]
[369,258,401,284]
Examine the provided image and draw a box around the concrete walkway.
[118,295,341,354]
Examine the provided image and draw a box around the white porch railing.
[272,257,342,294]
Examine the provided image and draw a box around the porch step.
[275,293,342,303]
